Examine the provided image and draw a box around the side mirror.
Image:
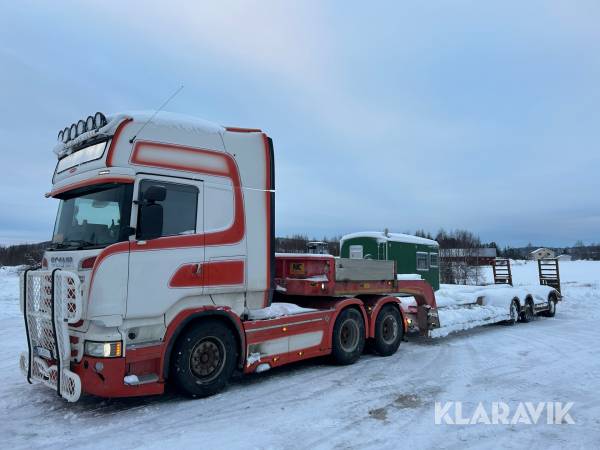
[142,185,167,203]
[138,203,163,240]
[137,185,166,240]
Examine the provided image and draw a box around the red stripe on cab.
[170,260,245,288]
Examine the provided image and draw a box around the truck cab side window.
[139,180,198,238]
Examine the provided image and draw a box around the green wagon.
[339,231,440,291]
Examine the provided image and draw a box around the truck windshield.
[51,183,133,250]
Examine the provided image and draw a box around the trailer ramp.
[538,258,561,293]
[493,258,513,286]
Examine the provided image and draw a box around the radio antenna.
[129,84,185,143]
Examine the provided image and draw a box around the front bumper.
[71,356,164,398]
[20,353,165,399]
[19,351,81,402]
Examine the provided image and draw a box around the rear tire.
[331,308,365,365]
[373,305,403,356]
[542,295,557,317]
[520,300,535,323]
[172,321,237,398]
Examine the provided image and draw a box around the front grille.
[21,269,83,402]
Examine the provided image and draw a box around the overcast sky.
[1,1,599,247]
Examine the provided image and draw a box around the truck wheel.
[172,321,237,398]
[505,299,519,326]
[373,305,403,356]
[331,308,365,365]
[542,295,557,317]
[520,300,535,323]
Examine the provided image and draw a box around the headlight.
[85,115,94,131]
[94,112,107,128]
[84,340,122,358]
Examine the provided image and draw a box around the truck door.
[127,175,205,319]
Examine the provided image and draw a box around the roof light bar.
[57,112,108,143]
[85,116,94,131]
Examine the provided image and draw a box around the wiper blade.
[50,239,97,250]
[48,242,72,250]
[65,239,97,249]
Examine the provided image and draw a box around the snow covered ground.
[1,261,599,449]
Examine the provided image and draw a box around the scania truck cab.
[20,112,280,400]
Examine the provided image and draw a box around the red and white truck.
[19,112,560,402]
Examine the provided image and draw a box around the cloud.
[0,1,599,247]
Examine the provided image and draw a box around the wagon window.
[416,252,429,271]
[349,245,363,259]
[429,252,439,268]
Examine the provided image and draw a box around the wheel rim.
[190,337,226,382]
[526,304,533,320]
[381,314,398,344]
[549,300,555,313]
[339,318,360,352]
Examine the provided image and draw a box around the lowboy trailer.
[20,112,560,402]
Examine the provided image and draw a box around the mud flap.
[417,305,440,335]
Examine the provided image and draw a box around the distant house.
[530,248,555,260]
[557,254,572,261]
[439,248,497,265]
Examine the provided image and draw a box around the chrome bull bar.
[20,269,83,402]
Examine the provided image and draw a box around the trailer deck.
[273,254,561,339]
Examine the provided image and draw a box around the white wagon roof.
[340,231,439,247]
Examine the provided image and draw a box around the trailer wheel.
[541,294,557,317]
[172,321,237,398]
[505,299,519,326]
[520,300,535,323]
[373,305,403,356]
[331,308,365,365]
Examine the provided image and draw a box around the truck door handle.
[193,264,202,276]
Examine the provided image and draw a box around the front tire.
[172,321,238,398]
[331,308,365,365]
[373,305,403,356]
[505,299,519,325]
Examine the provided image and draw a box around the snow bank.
[1,262,599,448]
[397,274,422,281]
[275,253,333,259]
[432,305,510,338]
[247,303,317,320]
[0,265,26,275]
